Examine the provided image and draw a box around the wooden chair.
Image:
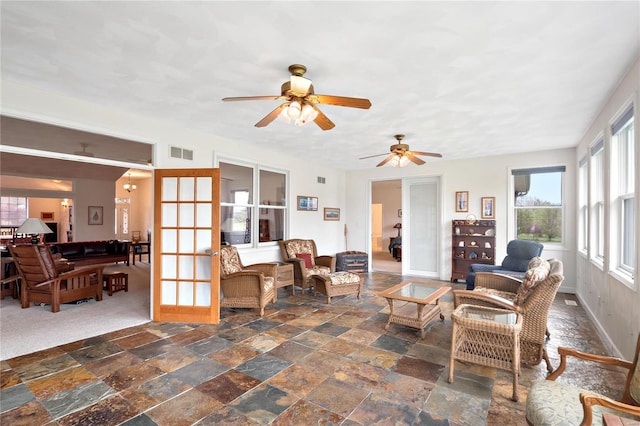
[8,244,105,313]
[454,258,564,372]
[278,239,336,292]
[219,245,276,317]
[526,333,640,425]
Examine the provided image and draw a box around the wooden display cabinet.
[451,219,496,282]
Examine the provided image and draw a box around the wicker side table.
[449,304,523,401]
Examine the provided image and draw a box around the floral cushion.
[514,259,551,306]
[285,240,314,261]
[473,286,516,301]
[304,265,331,277]
[327,271,360,286]
[526,380,640,425]
[220,246,242,276]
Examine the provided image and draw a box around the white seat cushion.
[526,380,640,426]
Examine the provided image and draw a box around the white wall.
[573,57,640,359]
[346,149,577,291]
[1,80,348,266]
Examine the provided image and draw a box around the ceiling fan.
[222,64,372,130]
[73,143,95,157]
[359,134,443,167]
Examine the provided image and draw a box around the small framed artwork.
[481,197,495,219]
[88,206,103,225]
[297,196,318,211]
[398,209,402,218]
[455,191,469,212]
[40,212,54,220]
[324,207,340,221]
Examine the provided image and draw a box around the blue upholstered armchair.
[465,240,543,290]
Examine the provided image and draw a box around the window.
[512,166,565,244]
[578,157,588,254]
[0,196,28,228]
[219,161,287,247]
[610,106,635,277]
[590,140,605,262]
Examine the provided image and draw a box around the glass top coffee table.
[378,281,451,338]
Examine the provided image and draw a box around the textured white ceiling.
[1,1,639,170]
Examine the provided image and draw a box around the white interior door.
[404,176,440,277]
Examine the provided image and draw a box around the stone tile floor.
[0,272,628,425]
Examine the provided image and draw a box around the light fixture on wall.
[16,218,53,244]
[123,173,137,193]
[61,198,69,208]
[393,222,402,237]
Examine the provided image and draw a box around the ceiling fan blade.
[255,103,289,127]
[411,151,443,158]
[376,155,395,167]
[406,152,425,165]
[310,95,372,109]
[222,95,285,102]
[311,106,335,131]
[359,153,388,160]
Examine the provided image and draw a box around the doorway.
[371,180,402,273]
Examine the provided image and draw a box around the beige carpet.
[0,263,151,360]
[371,250,401,273]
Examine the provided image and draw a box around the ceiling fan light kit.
[222,64,371,131]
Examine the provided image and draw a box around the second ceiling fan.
[360,134,443,167]
[222,64,371,130]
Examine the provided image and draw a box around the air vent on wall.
[170,146,193,160]
[317,176,326,184]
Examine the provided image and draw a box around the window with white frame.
[512,166,565,244]
[578,157,588,254]
[590,139,605,262]
[219,161,287,246]
[0,196,28,228]
[610,106,635,277]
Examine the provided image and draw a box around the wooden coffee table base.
[385,300,444,339]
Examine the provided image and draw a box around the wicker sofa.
[48,240,131,267]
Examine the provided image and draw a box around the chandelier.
[123,173,137,192]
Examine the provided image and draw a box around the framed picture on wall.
[297,196,318,211]
[481,197,495,219]
[40,212,54,220]
[455,191,469,212]
[324,207,340,221]
[88,206,103,225]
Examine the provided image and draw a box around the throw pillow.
[527,256,544,270]
[296,253,313,268]
[514,261,551,305]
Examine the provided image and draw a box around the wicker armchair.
[526,333,640,426]
[278,239,336,292]
[219,245,276,317]
[8,244,104,313]
[453,258,564,372]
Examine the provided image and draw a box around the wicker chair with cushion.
[9,244,104,313]
[219,245,276,317]
[466,239,543,290]
[453,258,563,372]
[526,333,640,426]
[278,239,336,292]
